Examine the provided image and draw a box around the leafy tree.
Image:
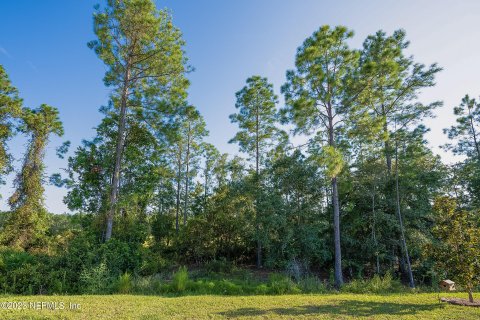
[1,105,63,250]
[169,106,208,232]
[444,95,480,160]
[0,65,22,184]
[442,95,480,210]
[89,0,190,240]
[59,101,163,242]
[180,106,207,227]
[432,196,480,303]
[229,75,282,268]
[262,150,330,269]
[200,143,221,212]
[353,30,441,288]
[356,29,441,172]
[443,95,480,161]
[281,26,360,287]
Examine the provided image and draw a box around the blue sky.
[0,0,479,213]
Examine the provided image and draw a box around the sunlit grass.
[0,293,478,319]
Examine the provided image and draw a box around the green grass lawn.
[0,293,478,319]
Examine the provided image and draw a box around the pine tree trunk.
[332,176,343,287]
[105,66,130,241]
[382,108,392,174]
[183,125,191,226]
[204,170,208,213]
[394,138,415,288]
[175,147,182,233]
[328,108,343,288]
[467,106,480,161]
[385,140,392,174]
[255,105,262,268]
[372,193,380,274]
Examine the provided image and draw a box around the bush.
[185,280,215,294]
[285,258,307,282]
[140,254,171,276]
[79,262,111,294]
[115,272,132,294]
[98,239,142,276]
[254,284,269,295]
[298,276,327,293]
[341,273,405,294]
[132,274,166,295]
[215,279,243,295]
[204,258,233,274]
[172,266,189,292]
[268,273,300,294]
[0,248,57,294]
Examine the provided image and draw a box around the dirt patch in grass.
[441,297,480,307]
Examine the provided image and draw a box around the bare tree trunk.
[328,108,343,288]
[372,193,380,274]
[394,137,415,288]
[204,170,208,213]
[469,289,474,303]
[385,140,392,174]
[382,107,392,174]
[255,104,262,268]
[332,176,343,287]
[105,66,130,241]
[183,124,191,226]
[467,105,480,160]
[175,147,182,233]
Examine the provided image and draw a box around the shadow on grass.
[218,300,444,318]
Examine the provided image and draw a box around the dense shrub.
[98,239,143,276]
[341,273,405,294]
[298,276,327,293]
[0,249,48,294]
[268,273,301,294]
[115,272,133,294]
[172,266,189,292]
[79,262,111,294]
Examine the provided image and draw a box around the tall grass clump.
[268,273,301,294]
[298,276,327,293]
[342,273,405,294]
[115,272,132,294]
[79,262,110,294]
[172,266,189,292]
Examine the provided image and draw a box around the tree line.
[0,0,479,297]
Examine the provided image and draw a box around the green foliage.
[1,16,477,299]
[172,266,189,292]
[298,276,328,293]
[443,95,480,160]
[79,262,111,294]
[230,75,284,166]
[268,273,301,294]
[115,272,133,294]
[341,273,404,294]
[431,196,480,301]
[203,258,234,274]
[0,65,22,184]
[1,105,63,251]
[87,0,191,240]
[314,146,345,178]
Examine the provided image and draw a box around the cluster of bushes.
[116,267,409,296]
[340,273,406,294]
[0,242,411,296]
[0,210,413,296]
[117,268,322,296]
[0,229,149,295]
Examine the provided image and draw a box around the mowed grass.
[0,293,478,320]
